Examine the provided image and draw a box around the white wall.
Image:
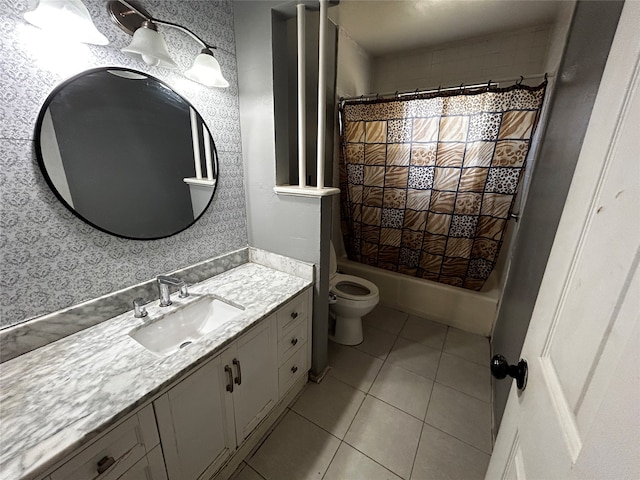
[336,29,372,98]
[332,28,372,258]
[372,25,552,93]
[234,1,331,376]
[544,1,577,74]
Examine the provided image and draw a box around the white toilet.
[329,241,380,345]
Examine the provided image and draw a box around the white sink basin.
[129,296,244,356]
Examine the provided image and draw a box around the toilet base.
[330,314,364,346]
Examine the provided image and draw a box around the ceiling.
[328,0,564,56]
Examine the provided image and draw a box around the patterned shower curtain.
[338,82,546,291]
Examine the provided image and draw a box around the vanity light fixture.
[108,0,229,88]
[24,0,109,45]
[121,20,177,69]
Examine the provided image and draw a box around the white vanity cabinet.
[31,288,311,480]
[154,353,237,480]
[221,317,278,443]
[276,291,312,398]
[155,313,278,480]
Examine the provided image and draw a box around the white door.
[487,3,640,479]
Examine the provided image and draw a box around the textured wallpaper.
[0,0,248,328]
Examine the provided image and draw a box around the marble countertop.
[0,263,312,480]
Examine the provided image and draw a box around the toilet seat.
[330,274,379,301]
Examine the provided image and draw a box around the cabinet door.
[155,354,236,480]
[227,316,278,443]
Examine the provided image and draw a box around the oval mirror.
[35,67,218,240]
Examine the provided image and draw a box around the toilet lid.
[330,274,379,301]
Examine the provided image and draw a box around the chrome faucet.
[157,275,189,307]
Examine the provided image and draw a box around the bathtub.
[337,257,499,336]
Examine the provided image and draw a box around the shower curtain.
[338,82,546,291]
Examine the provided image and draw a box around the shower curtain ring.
[394,91,399,99]
[459,83,464,92]
[544,72,548,82]
[516,75,524,86]
[486,79,492,90]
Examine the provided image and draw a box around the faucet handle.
[179,284,189,299]
[133,297,148,318]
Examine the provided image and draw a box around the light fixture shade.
[121,24,178,69]
[24,0,109,45]
[184,50,229,88]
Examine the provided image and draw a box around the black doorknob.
[491,355,528,391]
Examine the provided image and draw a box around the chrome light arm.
[115,0,216,50]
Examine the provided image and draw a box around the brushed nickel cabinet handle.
[291,365,298,374]
[291,337,298,346]
[291,311,298,319]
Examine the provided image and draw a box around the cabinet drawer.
[278,344,307,396]
[51,404,159,480]
[276,294,307,338]
[277,318,307,366]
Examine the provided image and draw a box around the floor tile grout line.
[320,439,344,480]
[324,368,372,394]
[422,419,493,457]
[287,408,345,443]
[244,462,267,480]
[341,436,411,480]
[421,380,436,422]
[409,419,427,480]
[330,317,423,479]
[363,330,402,393]
[244,406,292,465]
[432,379,493,405]
[366,388,433,423]
[289,391,367,443]
[442,327,491,366]
[442,348,492,367]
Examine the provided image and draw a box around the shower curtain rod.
[339,73,550,104]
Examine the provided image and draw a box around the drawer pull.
[233,358,242,385]
[96,444,137,476]
[96,456,115,474]
[291,311,298,319]
[225,365,234,392]
[291,337,298,346]
[291,365,298,374]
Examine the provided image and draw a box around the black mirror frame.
[34,67,219,241]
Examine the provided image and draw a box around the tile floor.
[232,305,492,480]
